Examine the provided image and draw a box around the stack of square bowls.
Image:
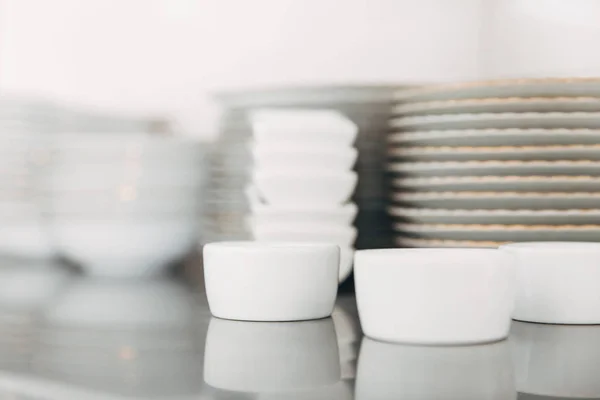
[41,133,206,277]
[388,78,600,247]
[209,86,400,288]
[0,96,58,261]
[247,109,359,283]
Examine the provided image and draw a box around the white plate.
[393,96,600,116]
[389,207,600,225]
[389,144,600,162]
[395,237,503,248]
[393,77,600,102]
[388,128,600,147]
[393,176,600,192]
[395,223,600,242]
[390,112,600,131]
[387,160,600,177]
[393,191,600,210]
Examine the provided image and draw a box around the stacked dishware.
[208,85,400,284]
[388,77,600,247]
[247,110,359,283]
[0,96,58,261]
[41,133,206,277]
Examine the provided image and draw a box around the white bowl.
[0,219,55,260]
[45,187,203,215]
[203,242,339,321]
[253,170,357,207]
[51,132,204,151]
[204,317,340,392]
[511,322,600,398]
[354,249,515,345]
[250,109,358,146]
[250,224,357,247]
[356,337,515,400]
[44,167,204,191]
[251,144,358,171]
[250,203,358,226]
[49,218,199,277]
[501,242,600,324]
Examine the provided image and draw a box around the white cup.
[501,242,600,324]
[203,242,339,321]
[354,249,515,344]
[356,337,516,400]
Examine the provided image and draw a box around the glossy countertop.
[0,264,596,399]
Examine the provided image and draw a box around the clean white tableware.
[501,242,600,324]
[251,224,357,247]
[393,175,600,192]
[46,187,203,215]
[250,109,358,146]
[389,144,600,162]
[253,170,357,206]
[393,96,600,115]
[354,249,515,344]
[44,168,203,191]
[393,77,600,102]
[393,191,600,209]
[356,337,515,400]
[391,112,600,131]
[250,203,358,226]
[49,217,199,277]
[396,237,502,248]
[203,317,340,392]
[203,242,339,321]
[251,144,358,171]
[388,128,600,147]
[388,160,600,177]
[511,322,600,398]
[390,128,600,149]
[0,220,55,260]
[396,223,600,242]
[389,207,600,225]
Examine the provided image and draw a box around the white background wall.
[1,0,599,138]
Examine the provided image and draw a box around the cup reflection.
[356,337,516,400]
[511,322,600,398]
[204,317,341,393]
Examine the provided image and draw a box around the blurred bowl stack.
[207,86,399,256]
[388,78,600,248]
[0,96,58,261]
[42,133,206,277]
[248,109,359,283]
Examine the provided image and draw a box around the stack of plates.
[247,109,359,283]
[208,85,399,251]
[388,78,600,248]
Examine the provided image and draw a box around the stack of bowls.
[41,133,206,277]
[388,77,600,247]
[209,85,399,254]
[247,110,359,283]
[0,96,58,261]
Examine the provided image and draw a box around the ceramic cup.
[203,242,339,321]
[356,337,516,400]
[203,317,340,392]
[501,242,600,324]
[511,322,600,398]
[354,249,515,344]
